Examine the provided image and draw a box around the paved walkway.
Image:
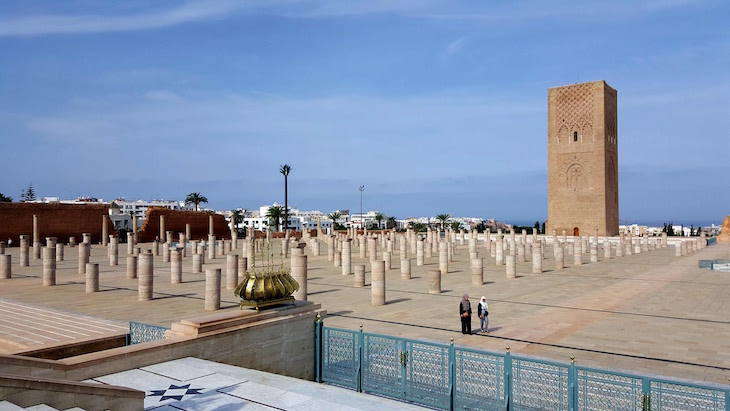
[0,238,728,385]
[88,357,426,410]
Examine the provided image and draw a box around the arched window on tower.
[573,131,578,142]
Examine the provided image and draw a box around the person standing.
[459,294,472,334]
[478,296,489,333]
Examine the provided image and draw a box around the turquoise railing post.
[725,379,729,411]
[448,337,455,411]
[569,354,576,411]
[642,377,651,410]
[314,314,322,383]
[400,339,407,397]
[504,344,512,410]
[357,323,363,393]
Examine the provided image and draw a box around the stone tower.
[547,80,618,237]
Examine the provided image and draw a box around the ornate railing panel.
[127,321,168,345]
[316,325,730,411]
[512,357,570,411]
[453,347,504,411]
[321,327,359,389]
[576,368,643,410]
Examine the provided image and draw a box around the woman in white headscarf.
[478,296,489,333]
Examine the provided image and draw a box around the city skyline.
[1,1,728,225]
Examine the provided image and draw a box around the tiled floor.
[88,357,426,410]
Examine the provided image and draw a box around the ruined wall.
[138,207,229,242]
[719,214,730,242]
[0,203,114,244]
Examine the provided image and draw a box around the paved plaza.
[0,237,729,387]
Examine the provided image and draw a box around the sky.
[0,0,728,226]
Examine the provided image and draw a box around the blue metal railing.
[127,321,169,345]
[315,321,729,411]
[699,259,730,271]
[707,237,717,246]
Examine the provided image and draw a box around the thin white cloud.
[0,1,256,36]
[442,37,467,58]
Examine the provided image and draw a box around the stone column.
[179,233,187,257]
[85,263,99,292]
[662,232,668,248]
[132,215,138,242]
[127,233,135,256]
[109,236,118,266]
[532,242,542,274]
[603,238,611,259]
[590,244,598,263]
[675,242,682,257]
[438,241,448,275]
[516,240,525,263]
[193,252,203,273]
[574,240,582,266]
[383,251,392,270]
[399,236,407,259]
[471,258,483,286]
[495,235,504,265]
[312,239,320,256]
[43,246,56,286]
[401,259,411,280]
[0,254,10,279]
[562,229,567,243]
[342,239,352,275]
[555,244,564,270]
[368,237,377,263]
[328,237,335,262]
[19,235,29,267]
[371,260,386,305]
[102,215,109,246]
[33,241,41,260]
[506,255,516,279]
[185,223,191,244]
[246,240,253,270]
[634,239,642,254]
[282,239,289,258]
[139,251,153,301]
[354,264,366,287]
[428,269,441,294]
[170,247,182,284]
[78,243,89,274]
[208,235,216,260]
[359,236,367,258]
[32,214,39,247]
[416,239,424,267]
[334,251,342,267]
[162,243,171,263]
[226,253,238,290]
[159,215,166,244]
[292,253,308,301]
[205,268,221,311]
[209,215,215,236]
[0,241,4,255]
[56,243,64,262]
[68,237,76,247]
[127,255,137,279]
[238,256,247,278]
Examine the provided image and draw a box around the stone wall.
[138,207,229,242]
[0,203,114,244]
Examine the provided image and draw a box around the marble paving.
[87,357,426,410]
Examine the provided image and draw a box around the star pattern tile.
[148,384,204,402]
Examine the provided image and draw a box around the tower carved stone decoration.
[548,80,619,237]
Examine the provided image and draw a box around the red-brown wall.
[138,207,230,242]
[0,203,114,245]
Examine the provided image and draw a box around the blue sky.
[0,1,728,226]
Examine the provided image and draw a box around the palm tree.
[328,211,342,230]
[450,221,462,231]
[436,214,450,230]
[374,212,385,229]
[279,164,292,231]
[185,192,208,211]
[266,205,285,232]
[386,216,397,229]
[230,209,243,232]
[408,221,426,232]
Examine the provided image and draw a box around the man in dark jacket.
[459,294,472,334]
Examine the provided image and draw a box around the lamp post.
[359,185,365,230]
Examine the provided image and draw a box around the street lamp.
[359,185,365,230]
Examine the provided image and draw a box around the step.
[0,400,25,410]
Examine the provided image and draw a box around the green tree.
[20,183,36,202]
[230,209,243,231]
[185,192,208,211]
[450,221,462,231]
[696,226,702,237]
[541,221,546,234]
[0,193,12,202]
[386,216,397,229]
[408,221,426,232]
[374,212,385,229]
[280,164,292,231]
[328,211,342,230]
[436,214,450,230]
[266,205,285,231]
[534,221,541,234]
